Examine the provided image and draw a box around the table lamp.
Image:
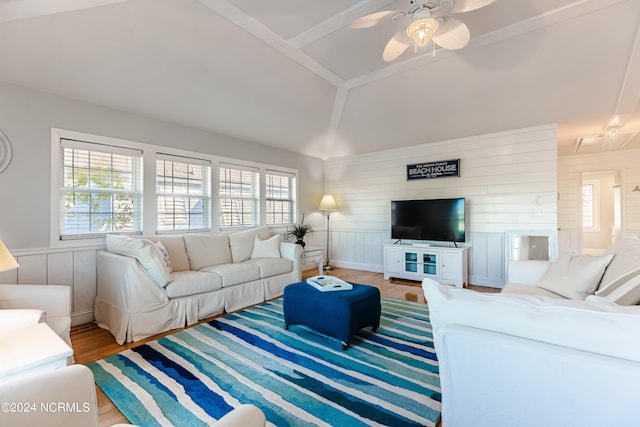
[0,240,19,272]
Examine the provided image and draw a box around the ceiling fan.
[350,0,497,62]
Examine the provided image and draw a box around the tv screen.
[391,198,466,243]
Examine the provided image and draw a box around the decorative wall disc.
[0,130,12,173]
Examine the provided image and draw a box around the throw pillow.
[250,235,281,259]
[183,234,231,270]
[595,272,640,305]
[154,241,173,273]
[105,234,171,287]
[536,253,614,300]
[228,226,271,263]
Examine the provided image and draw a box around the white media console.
[383,243,469,288]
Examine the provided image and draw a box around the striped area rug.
[89,297,441,426]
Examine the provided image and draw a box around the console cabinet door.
[441,250,462,284]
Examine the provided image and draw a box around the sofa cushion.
[183,234,231,270]
[141,235,190,272]
[536,253,614,300]
[501,283,564,299]
[106,234,171,287]
[165,271,223,298]
[229,226,271,263]
[250,235,281,259]
[244,258,293,278]
[200,263,260,287]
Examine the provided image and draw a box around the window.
[265,171,296,225]
[60,139,142,239]
[582,181,599,231]
[219,164,259,228]
[156,154,211,232]
[53,129,298,245]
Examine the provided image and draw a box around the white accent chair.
[0,364,266,426]
[0,284,73,362]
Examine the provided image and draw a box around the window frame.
[582,180,600,232]
[59,138,143,239]
[156,153,212,234]
[265,170,297,226]
[51,128,299,248]
[218,163,260,229]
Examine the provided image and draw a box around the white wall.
[558,148,640,253]
[324,124,558,287]
[0,82,324,325]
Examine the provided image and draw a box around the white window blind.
[156,154,211,232]
[60,139,142,239]
[265,170,296,225]
[219,164,259,228]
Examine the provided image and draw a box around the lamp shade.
[318,194,338,211]
[0,240,19,272]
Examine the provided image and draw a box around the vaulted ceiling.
[0,0,639,159]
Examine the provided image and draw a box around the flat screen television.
[391,198,466,243]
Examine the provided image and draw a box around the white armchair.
[0,284,73,349]
[0,364,266,427]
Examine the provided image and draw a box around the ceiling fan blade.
[350,10,401,29]
[383,30,411,62]
[447,0,496,14]
[432,17,470,50]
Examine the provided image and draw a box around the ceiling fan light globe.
[407,17,438,47]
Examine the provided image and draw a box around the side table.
[302,246,324,276]
[0,323,73,382]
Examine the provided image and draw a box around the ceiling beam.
[0,0,127,23]
[198,0,345,88]
[288,0,397,48]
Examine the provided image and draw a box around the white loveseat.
[95,226,302,344]
[423,237,640,427]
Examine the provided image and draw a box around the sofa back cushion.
[105,234,171,287]
[183,234,231,270]
[140,235,190,272]
[536,253,614,300]
[229,226,271,263]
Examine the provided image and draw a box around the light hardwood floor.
[71,267,498,426]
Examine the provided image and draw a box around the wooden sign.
[407,159,460,180]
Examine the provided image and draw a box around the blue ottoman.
[283,281,381,349]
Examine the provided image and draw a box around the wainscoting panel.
[468,233,505,288]
[9,247,102,326]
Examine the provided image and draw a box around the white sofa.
[423,237,640,427]
[95,226,302,344]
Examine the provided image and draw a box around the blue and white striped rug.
[90,297,441,426]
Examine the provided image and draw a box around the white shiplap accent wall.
[0,247,99,326]
[324,124,558,287]
[558,147,640,252]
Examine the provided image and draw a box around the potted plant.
[286,212,313,247]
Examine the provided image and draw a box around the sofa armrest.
[214,404,266,427]
[506,260,550,285]
[97,252,170,310]
[0,284,71,318]
[280,242,303,271]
